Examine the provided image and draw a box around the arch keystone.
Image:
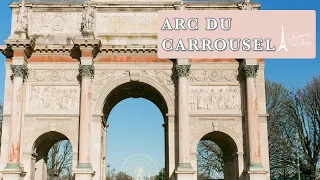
[129,69,141,81]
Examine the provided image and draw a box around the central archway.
[102,81,171,179]
[103,81,168,119]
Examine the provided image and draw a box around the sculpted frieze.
[190,86,241,111]
[28,69,78,82]
[188,69,238,82]
[27,86,80,114]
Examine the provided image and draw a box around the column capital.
[11,64,28,79]
[79,64,95,78]
[243,65,259,78]
[175,64,191,77]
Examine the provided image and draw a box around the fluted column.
[73,39,100,180]
[2,40,34,179]
[243,63,264,171]
[78,64,94,168]
[175,63,193,173]
[7,64,28,168]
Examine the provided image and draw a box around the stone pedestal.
[175,171,194,180]
[246,171,268,180]
[74,168,95,180]
[2,165,26,180]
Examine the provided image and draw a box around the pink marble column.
[78,64,94,169]
[175,64,193,172]
[7,64,28,168]
[243,64,264,171]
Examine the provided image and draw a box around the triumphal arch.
[0,0,270,179]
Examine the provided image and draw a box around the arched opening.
[103,81,169,179]
[31,131,73,180]
[197,131,239,180]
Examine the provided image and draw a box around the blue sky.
[0,0,319,175]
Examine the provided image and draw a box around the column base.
[245,163,268,180]
[175,163,195,180]
[248,163,265,171]
[74,163,95,180]
[175,163,193,172]
[1,163,26,180]
[246,171,268,180]
[175,171,195,180]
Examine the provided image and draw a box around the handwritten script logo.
[286,32,313,48]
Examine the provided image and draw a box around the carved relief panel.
[95,13,157,36]
[26,86,80,114]
[29,11,82,36]
[189,86,241,113]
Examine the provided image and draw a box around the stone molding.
[243,65,259,78]
[189,117,243,153]
[237,2,258,10]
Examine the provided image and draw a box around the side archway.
[191,126,244,180]
[25,126,78,154]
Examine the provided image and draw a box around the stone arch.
[191,125,243,154]
[94,75,175,116]
[25,126,78,154]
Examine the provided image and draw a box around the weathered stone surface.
[0,1,270,180]
[96,13,157,35]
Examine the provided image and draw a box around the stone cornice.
[4,39,35,58]
[33,45,74,54]
[73,39,101,58]
[10,1,260,10]
[0,45,13,58]
[99,45,157,56]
